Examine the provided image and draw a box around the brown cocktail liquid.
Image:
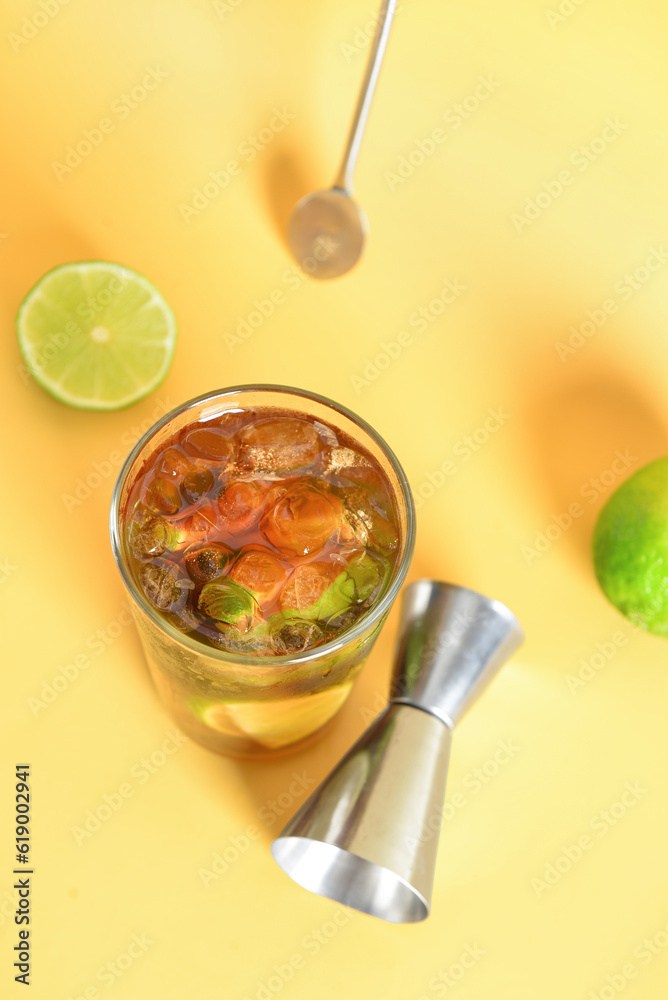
[122,408,400,662]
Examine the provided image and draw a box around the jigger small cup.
[271,580,525,923]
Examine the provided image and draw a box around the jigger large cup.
[271,580,524,922]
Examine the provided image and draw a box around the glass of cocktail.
[110,385,415,757]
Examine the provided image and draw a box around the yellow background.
[2,0,668,997]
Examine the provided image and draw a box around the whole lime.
[593,456,668,635]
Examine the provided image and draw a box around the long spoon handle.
[333,0,398,193]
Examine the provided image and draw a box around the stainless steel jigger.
[271,580,524,923]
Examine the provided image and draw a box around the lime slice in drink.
[16,261,177,410]
[195,684,353,750]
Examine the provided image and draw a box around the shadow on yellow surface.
[522,353,668,570]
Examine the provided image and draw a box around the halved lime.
[16,261,177,410]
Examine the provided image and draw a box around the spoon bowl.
[287,188,368,280]
[287,0,396,279]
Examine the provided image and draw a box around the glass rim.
[109,384,416,668]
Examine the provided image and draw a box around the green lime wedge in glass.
[16,261,177,410]
[593,455,668,636]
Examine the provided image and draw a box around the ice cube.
[338,504,368,548]
[323,446,385,490]
[261,482,342,557]
[263,479,297,508]
[264,476,332,508]
[140,559,189,611]
[205,625,275,657]
[366,512,398,552]
[339,486,399,552]
[228,546,290,606]
[164,603,204,635]
[175,611,272,655]
[180,465,214,505]
[182,427,236,467]
[129,515,170,560]
[217,481,265,536]
[130,502,155,526]
[128,506,188,558]
[185,542,234,584]
[163,610,195,634]
[323,446,371,476]
[179,504,220,548]
[159,447,192,479]
[278,562,338,613]
[198,578,258,634]
[279,552,383,624]
[320,608,360,633]
[268,617,324,654]
[340,466,384,493]
[343,550,384,604]
[147,477,182,515]
[238,417,322,475]
[312,420,339,448]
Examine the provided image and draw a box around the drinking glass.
[110,385,415,757]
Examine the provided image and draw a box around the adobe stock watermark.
[223,236,339,351]
[417,944,486,999]
[405,739,522,850]
[51,66,169,181]
[521,449,638,566]
[350,277,467,392]
[8,0,70,53]
[545,0,589,30]
[512,117,627,233]
[531,781,648,898]
[198,770,317,888]
[0,884,20,928]
[587,916,668,1000]
[411,407,511,511]
[179,107,296,222]
[385,75,500,192]
[17,267,137,386]
[339,1,411,63]
[27,604,134,715]
[61,396,173,513]
[212,0,245,19]
[420,608,482,663]
[64,932,154,999]
[241,907,354,1000]
[0,557,18,585]
[565,625,641,695]
[555,246,668,362]
[19,328,69,388]
[71,729,186,846]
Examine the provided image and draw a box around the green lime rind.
[190,552,387,656]
[16,260,177,411]
[187,695,225,719]
[593,456,668,636]
[294,551,383,623]
[198,578,258,629]
[128,515,187,561]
